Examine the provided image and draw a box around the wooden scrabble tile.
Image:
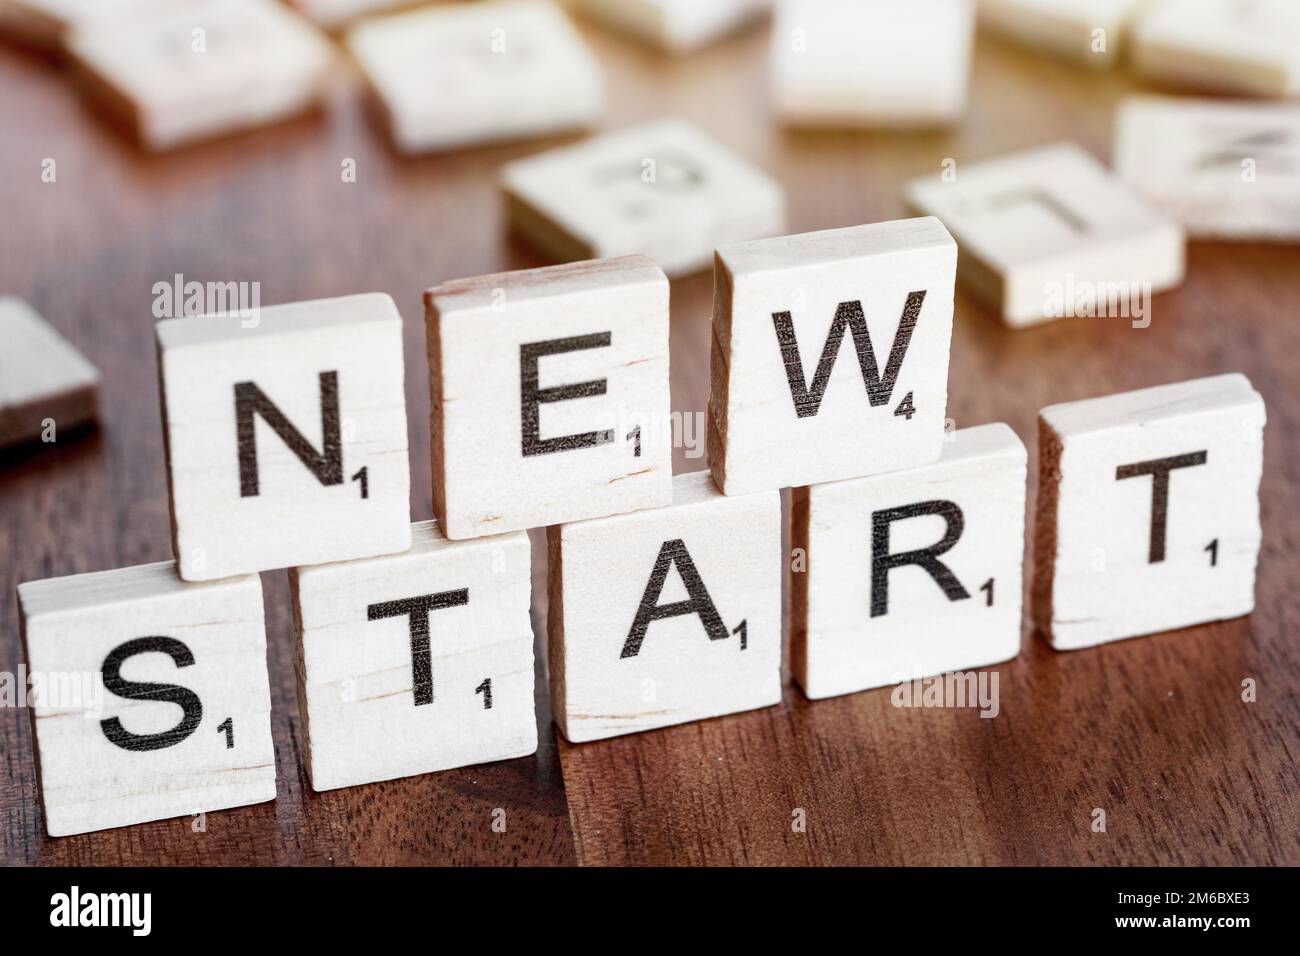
[979,0,1146,69]
[576,0,771,54]
[1114,96,1300,242]
[17,562,275,836]
[67,0,334,151]
[287,0,412,30]
[157,293,411,581]
[426,256,671,540]
[347,0,603,154]
[905,142,1185,328]
[3,0,175,54]
[770,0,975,127]
[708,217,956,496]
[548,471,781,742]
[1033,374,1266,651]
[0,297,99,449]
[501,117,785,278]
[1131,0,1300,98]
[792,424,1027,700]
[290,521,536,792]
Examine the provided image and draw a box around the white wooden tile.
[576,0,771,54]
[1114,96,1300,242]
[347,0,603,154]
[1033,374,1266,651]
[708,217,956,496]
[905,142,1185,328]
[287,0,412,30]
[1131,0,1300,98]
[0,297,99,448]
[979,0,1148,69]
[792,424,1026,700]
[157,293,411,581]
[290,521,535,792]
[67,0,334,152]
[770,0,975,127]
[548,471,781,742]
[501,117,785,278]
[4,0,177,53]
[426,255,671,540]
[17,562,275,836]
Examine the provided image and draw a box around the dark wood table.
[2,17,1297,866]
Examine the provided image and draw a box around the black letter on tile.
[101,637,203,752]
[368,591,469,706]
[235,371,343,497]
[622,539,727,658]
[773,293,924,419]
[520,334,616,457]
[871,500,970,617]
[1195,128,1296,172]
[1116,451,1208,563]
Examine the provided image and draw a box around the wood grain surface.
[1,17,1297,866]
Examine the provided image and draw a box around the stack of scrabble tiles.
[12,0,1274,839]
[15,230,1268,837]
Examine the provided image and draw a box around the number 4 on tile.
[894,391,916,421]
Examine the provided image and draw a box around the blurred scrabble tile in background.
[0,297,99,449]
[2,0,176,55]
[287,0,414,30]
[905,142,1184,328]
[1114,96,1300,242]
[426,256,671,540]
[348,0,603,154]
[576,0,771,54]
[17,562,275,836]
[502,117,785,278]
[709,218,956,496]
[979,0,1147,69]
[1033,374,1266,651]
[548,471,781,743]
[67,0,334,151]
[1131,0,1300,98]
[291,521,536,792]
[157,293,411,581]
[770,0,975,127]
[792,424,1027,700]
